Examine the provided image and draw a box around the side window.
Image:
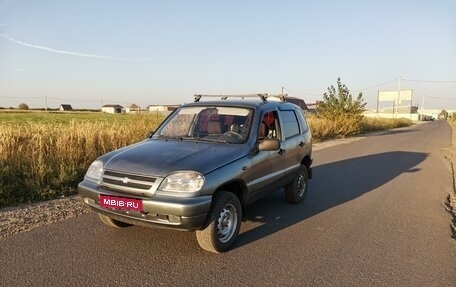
[295,109,309,133]
[259,111,279,139]
[281,110,300,139]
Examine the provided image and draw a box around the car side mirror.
[258,138,280,151]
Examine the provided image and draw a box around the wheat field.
[0,112,164,206]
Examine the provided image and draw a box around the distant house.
[286,97,308,111]
[126,103,141,113]
[59,104,73,111]
[102,104,124,114]
[305,102,318,114]
[148,105,179,112]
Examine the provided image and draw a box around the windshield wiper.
[180,136,230,143]
[180,136,200,141]
[183,136,217,142]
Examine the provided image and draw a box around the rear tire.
[98,214,133,228]
[285,165,309,203]
[196,192,242,253]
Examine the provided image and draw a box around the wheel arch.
[201,180,247,228]
[301,155,313,179]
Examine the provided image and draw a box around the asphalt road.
[1,121,455,287]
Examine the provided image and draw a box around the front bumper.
[78,180,212,231]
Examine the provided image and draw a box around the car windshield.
[154,106,253,144]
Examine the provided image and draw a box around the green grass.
[0,110,133,125]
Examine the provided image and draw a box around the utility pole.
[45,96,48,111]
[281,86,284,95]
[376,91,379,114]
[421,95,425,112]
[395,77,402,117]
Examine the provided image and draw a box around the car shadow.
[234,151,428,249]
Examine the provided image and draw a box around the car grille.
[101,170,160,196]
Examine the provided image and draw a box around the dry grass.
[307,115,412,142]
[0,113,164,206]
[360,117,412,133]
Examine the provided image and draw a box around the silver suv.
[78,94,313,253]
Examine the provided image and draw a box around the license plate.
[99,195,143,212]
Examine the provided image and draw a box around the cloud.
[0,34,152,62]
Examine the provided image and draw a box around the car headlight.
[85,160,104,183]
[159,171,205,193]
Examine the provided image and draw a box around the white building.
[363,108,456,121]
[102,104,124,114]
[126,103,141,113]
[148,105,179,112]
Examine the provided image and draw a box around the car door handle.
[278,149,286,155]
[299,141,305,147]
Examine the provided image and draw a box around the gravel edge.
[0,195,91,238]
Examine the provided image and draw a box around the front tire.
[285,165,309,203]
[196,192,242,253]
[98,214,133,228]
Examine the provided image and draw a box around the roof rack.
[193,93,288,103]
[267,94,288,102]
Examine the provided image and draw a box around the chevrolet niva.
[78,94,312,253]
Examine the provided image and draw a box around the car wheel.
[285,165,309,204]
[196,192,242,253]
[98,214,133,228]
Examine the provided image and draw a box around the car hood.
[101,139,251,177]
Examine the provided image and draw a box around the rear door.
[277,108,308,181]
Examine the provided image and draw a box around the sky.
[0,0,455,110]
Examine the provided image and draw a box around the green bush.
[316,77,366,136]
[18,103,29,110]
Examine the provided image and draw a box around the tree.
[317,77,366,135]
[18,103,29,110]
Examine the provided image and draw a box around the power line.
[46,96,100,102]
[425,95,456,100]
[0,96,42,99]
[285,78,401,98]
[403,78,456,83]
[282,87,322,97]
[354,78,399,92]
